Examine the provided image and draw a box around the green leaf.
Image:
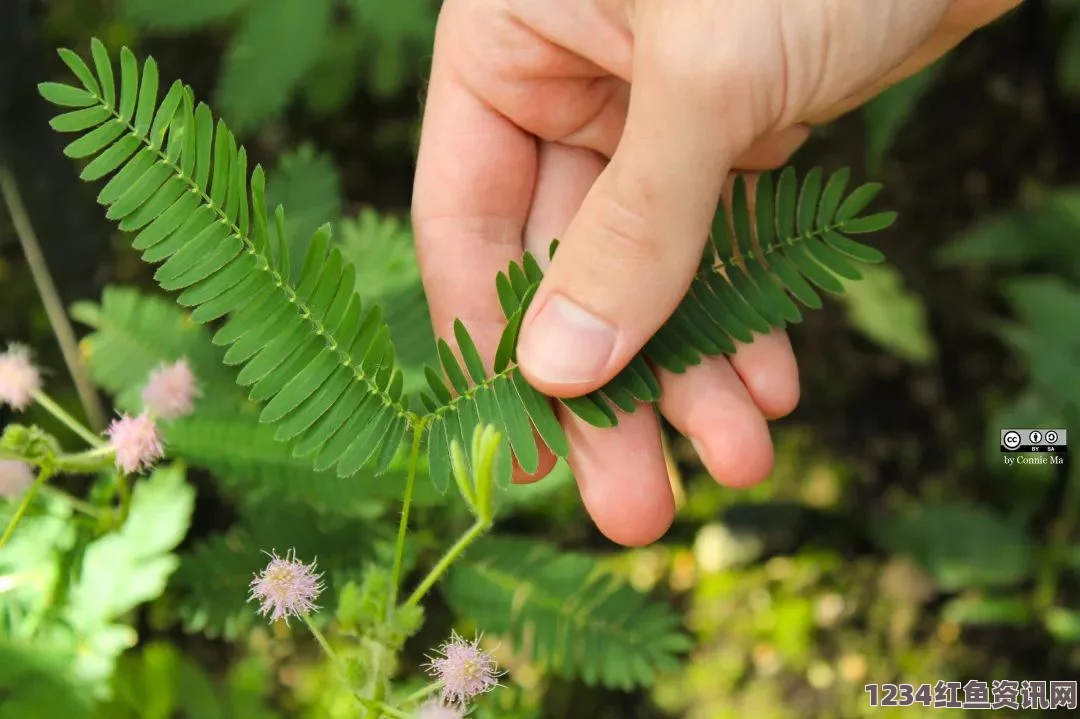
[836,263,937,364]
[443,536,692,690]
[0,642,94,719]
[214,0,334,134]
[265,144,343,279]
[69,465,194,621]
[119,0,254,31]
[873,503,1036,591]
[941,596,1034,627]
[863,59,945,172]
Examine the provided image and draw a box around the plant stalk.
[33,390,103,447]
[0,465,54,549]
[0,165,107,432]
[405,518,489,607]
[388,423,424,620]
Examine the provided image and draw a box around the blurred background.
[1,0,1078,717]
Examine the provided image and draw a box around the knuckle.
[589,172,664,265]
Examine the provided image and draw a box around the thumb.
[516,25,773,396]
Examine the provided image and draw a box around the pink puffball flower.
[247,548,325,625]
[105,412,165,474]
[0,344,42,411]
[424,631,504,706]
[0,459,34,499]
[141,358,200,420]
[416,700,466,719]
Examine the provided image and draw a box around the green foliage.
[999,276,1080,416]
[40,40,896,496]
[265,144,344,277]
[115,0,438,132]
[936,185,1080,277]
[174,501,394,639]
[443,536,692,690]
[0,641,94,719]
[1,466,193,705]
[95,642,284,719]
[215,0,333,134]
[863,60,945,172]
[836,263,937,364]
[872,503,1035,591]
[118,0,254,31]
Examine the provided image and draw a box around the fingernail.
[518,294,616,385]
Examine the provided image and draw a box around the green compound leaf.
[443,536,693,690]
[45,40,896,495]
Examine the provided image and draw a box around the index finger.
[411,45,537,355]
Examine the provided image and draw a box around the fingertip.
[660,356,776,489]
[729,330,801,420]
[511,439,558,484]
[690,413,775,489]
[560,403,675,546]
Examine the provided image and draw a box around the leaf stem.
[388,423,425,620]
[302,614,347,674]
[33,391,103,448]
[403,681,443,705]
[405,519,489,608]
[358,698,412,719]
[0,165,107,432]
[39,484,101,519]
[0,464,54,549]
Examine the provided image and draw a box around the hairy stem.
[0,465,54,549]
[0,165,107,432]
[39,484,102,519]
[404,681,443,705]
[388,423,425,620]
[405,518,489,608]
[33,391,103,448]
[52,445,114,474]
[303,614,348,674]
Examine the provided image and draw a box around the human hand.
[411,0,1023,545]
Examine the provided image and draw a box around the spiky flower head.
[416,700,466,719]
[0,459,34,499]
[105,412,164,474]
[141,358,200,420]
[424,631,504,706]
[248,548,325,625]
[0,343,42,411]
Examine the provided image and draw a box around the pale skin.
[412,0,1025,546]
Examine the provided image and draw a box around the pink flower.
[106,412,164,473]
[416,700,465,719]
[141,358,200,420]
[247,548,325,625]
[0,459,34,498]
[424,631,504,706]
[0,344,42,411]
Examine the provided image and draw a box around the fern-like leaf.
[44,40,412,480]
[442,537,693,690]
[44,41,895,494]
[416,168,894,487]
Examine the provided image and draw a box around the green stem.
[302,615,349,677]
[39,485,102,519]
[375,702,413,719]
[405,519,489,607]
[0,165,107,432]
[0,465,54,549]
[33,391,103,448]
[53,445,114,474]
[388,424,425,620]
[403,682,443,705]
